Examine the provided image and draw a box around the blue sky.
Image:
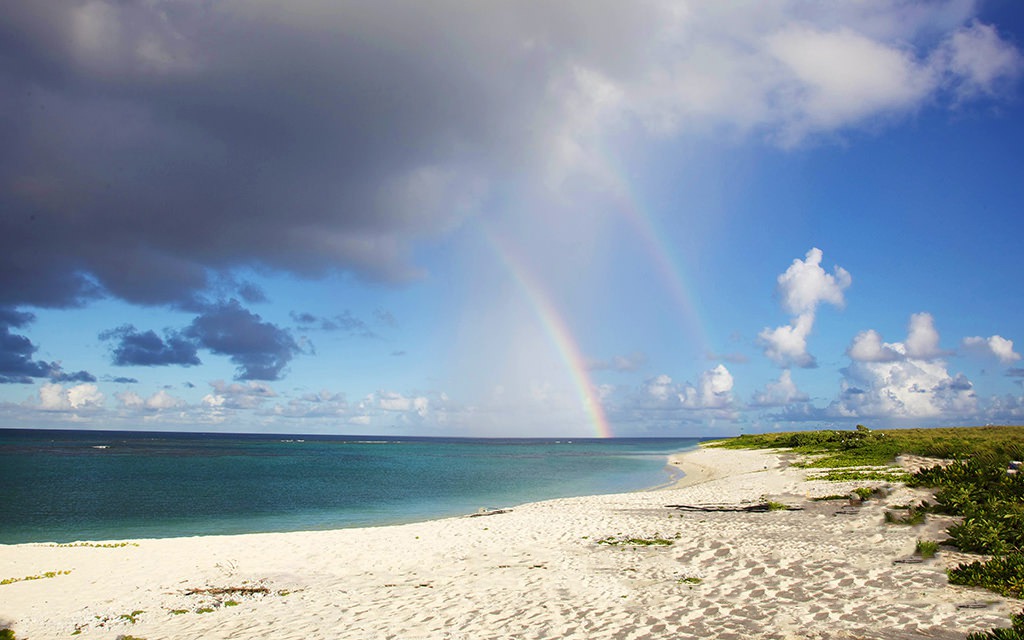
[1,1,1023,437]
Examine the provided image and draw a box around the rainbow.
[484,230,614,439]
[596,158,711,352]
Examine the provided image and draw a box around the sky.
[2,1,1024,438]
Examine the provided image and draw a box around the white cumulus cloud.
[848,329,902,363]
[36,383,104,411]
[962,335,1021,364]
[759,248,850,368]
[751,370,810,407]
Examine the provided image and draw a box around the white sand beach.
[1,446,1018,639]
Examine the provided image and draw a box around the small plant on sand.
[765,501,788,511]
[678,576,702,584]
[915,540,939,559]
[224,600,240,607]
[811,494,849,501]
[597,536,673,546]
[118,611,144,624]
[115,635,146,640]
[1,570,71,585]
[0,629,15,640]
[196,607,215,614]
[169,609,187,615]
[852,487,875,501]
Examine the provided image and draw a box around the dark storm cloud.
[0,0,632,309]
[111,376,139,384]
[0,323,54,383]
[50,369,98,383]
[99,325,201,367]
[186,300,299,381]
[0,309,96,384]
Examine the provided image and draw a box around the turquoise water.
[0,429,699,543]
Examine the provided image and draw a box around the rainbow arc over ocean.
[485,230,614,439]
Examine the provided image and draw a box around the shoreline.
[2,446,1017,639]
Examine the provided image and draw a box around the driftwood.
[468,508,513,518]
[665,503,803,513]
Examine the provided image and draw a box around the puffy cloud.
[36,382,104,411]
[759,312,817,369]
[640,365,734,410]
[937,21,1024,101]
[750,370,810,407]
[905,312,944,360]
[185,301,299,380]
[202,380,278,411]
[962,335,1021,365]
[775,247,852,316]
[847,329,902,363]
[0,2,1018,313]
[759,248,850,368]
[830,314,974,419]
[833,352,976,419]
[99,325,201,367]
[116,389,186,411]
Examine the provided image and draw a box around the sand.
[0,446,1018,639]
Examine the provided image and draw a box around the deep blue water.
[0,429,700,543]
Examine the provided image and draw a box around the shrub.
[948,553,1024,599]
[915,540,939,559]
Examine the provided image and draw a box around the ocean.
[0,429,700,544]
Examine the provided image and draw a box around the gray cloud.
[100,325,201,367]
[0,307,94,384]
[186,300,299,380]
[2,2,1015,316]
[292,310,377,337]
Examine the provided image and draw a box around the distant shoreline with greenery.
[708,425,1024,640]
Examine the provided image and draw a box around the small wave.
[91,445,109,449]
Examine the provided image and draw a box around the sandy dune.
[1,446,1017,639]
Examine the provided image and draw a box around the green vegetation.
[708,425,1024,467]
[807,468,911,482]
[766,501,788,511]
[714,425,1024,638]
[196,607,215,614]
[915,540,939,559]
[0,629,14,640]
[224,600,240,607]
[853,487,875,501]
[949,554,1024,599]
[118,611,144,624]
[810,494,849,501]
[678,576,702,584]
[169,609,187,615]
[0,570,71,585]
[596,536,674,546]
